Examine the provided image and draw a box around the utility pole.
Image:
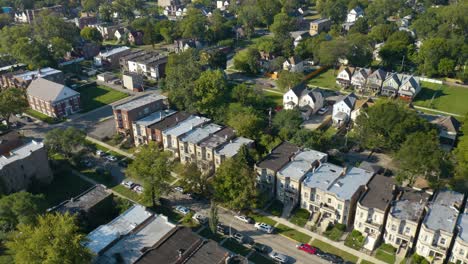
[401,55,405,72]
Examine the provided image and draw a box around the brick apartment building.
[0,67,64,89]
[113,93,168,135]
[26,78,80,118]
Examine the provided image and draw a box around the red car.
[296,243,317,254]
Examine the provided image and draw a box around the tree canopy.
[44,127,86,159]
[0,88,28,128]
[0,192,45,236]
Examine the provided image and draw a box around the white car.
[192,213,207,224]
[132,184,143,194]
[106,155,117,162]
[255,222,274,233]
[269,251,288,263]
[96,150,105,156]
[121,180,135,189]
[318,106,329,115]
[235,215,253,224]
[175,206,190,215]
[174,186,184,193]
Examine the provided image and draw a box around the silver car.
[269,251,288,263]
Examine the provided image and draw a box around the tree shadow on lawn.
[414,87,447,103]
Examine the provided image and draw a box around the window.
[440,238,446,245]
[360,212,364,218]
[404,227,410,234]
[391,225,396,231]
[316,194,320,201]
[304,192,309,198]
[337,204,342,210]
[328,198,332,204]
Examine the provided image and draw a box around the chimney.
[176,117,179,122]
[341,166,347,176]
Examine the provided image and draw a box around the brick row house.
[27,78,80,118]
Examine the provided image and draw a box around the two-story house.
[383,188,431,254]
[120,50,168,80]
[381,73,401,97]
[336,66,355,88]
[132,110,176,146]
[277,150,328,215]
[346,7,364,23]
[309,18,332,35]
[332,93,358,126]
[354,174,398,250]
[283,56,304,73]
[255,142,300,200]
[213,137,254,169]
[350,67,371,91]
[365,69,387,94]
[178,124,223,164]
[450,204,468,264]
[416,190,464,263]
[145,111,190,146]
[283,84,324,120]
[301,164,374,230]
[196,127,235,174]
[397,74,420,100]
[162,116,210,159]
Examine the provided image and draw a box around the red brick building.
[26,78,80,118]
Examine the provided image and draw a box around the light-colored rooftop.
[457,205,468,243]
[134,109,176,127]
[424,190,464,233]
[162,115,210,138]
[0,140,44,169]
[181,123,222,144]
[279,150,327,181]
[215,137,253,158]
[27,78,79,102]
[390,188,430,221]
[85,205,152,255]
[113,93,166,111]
[98,214,176,264]
[327,167,374,200]
[303,162,343,191]
[14,67,61,81]
[99,46,130,58]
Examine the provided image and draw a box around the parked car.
[188,193,203,201]
[96,150,105,157]
[296,243,317,254]
[175,206,190,215]
[235,215,254,224]
[269,251,288,263]
[118,160,128,168]
[252,243,268,253]
[121,180,135,189]
[320,253,344,264]
[216,224,228,235]
[318,106,329,115]
[192,213,207,224]
[174,186,184,193]
[132,184,143,194]
[255,222,274,233]
[232,232,245,243]
[106,155,118,162]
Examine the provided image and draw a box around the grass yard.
[37,171,93,207]
[266,200,284,217]
[77,84,128,112]
[248,213,277,227]
[360,261,376,264]
[413,81,468,115]
[199,227,224,242]
[25,109,63,124]
[324,224,346,241]
[289,208,310,227]
[263,90,283,107]
[249,252,276,264]
[375,244,397,264]
[307,69,340,91]
[344,230,365,250]
[222,238,252,256]
[310,239,359,263]
[111,185,146,204]
[275,224,312,244]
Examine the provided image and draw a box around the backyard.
[77,84,128,112]
[413,81,468,116]
[263,90,283,107]
[307,69,340,91]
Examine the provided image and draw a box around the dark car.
[188,193,203,201]
[232,233,245,243]
[216,224,228,235]
[320,253,344,264]
[252,243,268,253]
[118,160,128,168]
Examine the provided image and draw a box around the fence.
[303,66,330,82]
[418,77,443,84]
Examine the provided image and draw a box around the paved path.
[86,136,134,159]
[413,105,463,117]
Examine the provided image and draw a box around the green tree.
[82,0,103,11]
[438,58,456,77]
[0,192,45,234]
[417,37,451,76]
[317,0,348,23]
[127,143,171,207]
[231,84,262,106]
[178,162,208,195]
[272,109,303,140]
[233,48,260,75]
[238,5,260,38]
[276,71,303,92]
[368,23,395,43]
[6,213,92,264]
[44,127,86,159]
[179,8,207,40]
[227,103,265,139]
[316,38,349,68]
[212,156,257,210]
[80,26,103,43]
[379,41,408,70]
[453,115,468,192]
[193,69,228,117]
[0,88,28,128]
[349,17,369,34]
[208,200,219,234]
[290,129,331,152]
[99,2,113,22]
[346,33,373,67]
[270,12,293,36]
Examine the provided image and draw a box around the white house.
[346,7,364,23]
[351,67,371,89]
[283,84,324,120]
[336,66,355,87]
[283,56,304,73]
[290,31,310,48]
[216,0,229,10]
[397,74,420,100]
[332,93,357,126]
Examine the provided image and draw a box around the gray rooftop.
[134,109,176,127]
[215,137,254,158]
[180,124,222,144]
[27,78,79,102]
[113,93,167,111]
[360,174,396,211]
[99,46,130,58]
[98,214,176,264]
[256,142,300,172]
[303,163,343,191]
[457,204,468,243]
[198,127,235,149]
[279,150,327,181]
[86,205,152,255]
[424,190,464,233]
[328,167,374,200]
[163,115,210,137]
[0,140,44,169]
[52,185,111,214]
[390,188,430,221]
[14,67,61,81]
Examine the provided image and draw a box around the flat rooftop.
[148,111,190,131]
[99,46,130,58]
[360,174,396,211]
[134,109,176,127]
[180,123,222,144]
[0,140,44,169]
[457,204,468,243]
[113,93,166,111]
[256,142,300,172]
[390,188,430,221]
[198,127,235,149]
[98,215,176,264]
[279,150,327,181]
[215,137,254,158]
[85,205,152,255]
[311,18,330,24]
[162,115,210,138]
[52,185,111,214]
[424,190,464,233]
[303,162,343,191]
[14,67,61,81]
[327,167,374,200]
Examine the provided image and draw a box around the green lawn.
[361,261,377,264]
[25,109,63,124]
[413,81,468,115]
[111,185,146,204]
[289,208,310,227]
[266,200,283,217]
[310,239,359,263]
[222,238,252,256]
[199,227,224,242]
[375,244,397,264]
[307,69,340,90]
[324,224,346,241]
[77,84,128,112]
[344,230,365,250]
[263,90,283,107]
[249,252,276,264]
[275,224,312,244]
[248,213,277,227]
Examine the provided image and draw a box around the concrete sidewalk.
[254,209,387,264]
[86,136,134,159]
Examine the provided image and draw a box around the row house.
[120,50,168,80]
[354,174,398,250]
[416,190,465,263]
[332,93,357,126]
[27,78,80,118]
[145,112,190,146]
[113,93,168,135]
[94,46,132,69]
[132,110,176,146]
[365,68,387,94]
[179,124,223,164]
[283,84,324,120]
[301,164,374,229]
[255,142,300,200]
[451,204,468,264]
[0,67,63,89]
[213,137,254,169]
[196,127,235,174]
